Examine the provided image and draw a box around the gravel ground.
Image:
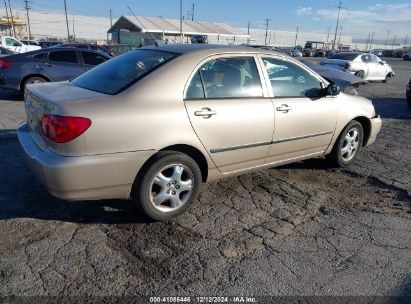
[0,58,410,298]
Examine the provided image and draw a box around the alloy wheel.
[341,127,360,162]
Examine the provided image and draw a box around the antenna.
[127,5,159,47]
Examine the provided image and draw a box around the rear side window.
[329,53,359,60]
[48,51,78,64]
[196,57,263,99]
[81,51,107,66]
[186,71,205,99]
[72,49,179,95]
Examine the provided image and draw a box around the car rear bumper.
[365,115,382,146]
[18,123,156,201]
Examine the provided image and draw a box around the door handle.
[276,104,292,113]
[194,107,217,118]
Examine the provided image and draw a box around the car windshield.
[329,53,359,60]
[72,49,179,95]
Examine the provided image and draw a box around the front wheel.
[132,151,202,221]
[22,76,47,93]
[382,73,392,83]
[355,71,365,79]
[327,121,364,167]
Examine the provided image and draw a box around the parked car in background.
[301,60,366,94]
[0,46,15,57]
[403,52,411,61]
[314,49,326,58]
[407,77,411,107]
[371,49,383,56]
[21,40,40,47]
[0,48,110,92]
[0,36,41,53]
[191,35,208,44]
[244,44,288,55]
[106,44,137,55]
[18,45,382,221]
[38,41,62,48]
[321,52,394,82]
[285,49,302,57]
[56,43,116,57]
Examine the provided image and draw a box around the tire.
[22,76,47,93]
[327,121,364,167]
[132,151,202,221]
[407,97,411,108]
[355,71,365,79]
[382,73,392,83]
[404,55,409,61]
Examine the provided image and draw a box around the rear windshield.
[329,53,359,60]
[72,49,179,95]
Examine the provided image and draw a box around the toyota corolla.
[18,45,382,221]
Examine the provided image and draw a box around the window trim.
[184,54,268,101]
[46,50,80,65]
[257,54,328,98]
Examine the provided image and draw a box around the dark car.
[57,43,116,57]
[0,47,110,92]
[314,49,326,58]
[191,35,208,44]
[407,77,411,108]
[106,44,136,55]
[244,44,288,56]
[38,41,62,48]
[301,60,367,94]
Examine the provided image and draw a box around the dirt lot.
[0,58,410,298]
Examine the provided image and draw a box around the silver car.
[18,45,382,221]
[321,52,394,82]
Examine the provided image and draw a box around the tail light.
[41,115,91,143]
[0,59,12,69]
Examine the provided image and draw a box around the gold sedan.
[18,44,382,221]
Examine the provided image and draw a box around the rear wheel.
[132,151,202,221]
[327,121,364,167]
[22,76,47,93]
[355,71,365,79]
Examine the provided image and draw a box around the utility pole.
[391,35,396,50]
[63,0,70,42]
[264,18,270,46]
[109,9,113,27]
[294,26,299,48]
[369,32,375,50]
[7,0,16,37]
[404,34,408,47]
[384,30,390,49]
[24,0,32,39]
[338,25,343,47]
[326,27,330,44]
[3,0,12,36]
[72,17,75,41]
[180,0,183,42]
[332,1,342,50]
[247,21,250,35]
[191,3,194,21]
[365,33,370,51]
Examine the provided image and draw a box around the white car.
[320,52,394,82]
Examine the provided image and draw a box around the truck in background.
[0,36,41,53]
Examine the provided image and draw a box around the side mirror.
[327,84,341,96]
[379,61,385,65]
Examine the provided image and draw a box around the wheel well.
[353,116,371,146]
[20,74,50,92]
[160,145,208,182]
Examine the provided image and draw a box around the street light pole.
[332,1,342,50]
[180,0,183,43]
[264,19,270,46]
[294,26,299,48]
[384,30,390,49]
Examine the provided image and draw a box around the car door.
[371,55,386,80]
[80,51,109,72]
[41,50,82,81]
[184,55,274,173]
[259,56,338,164]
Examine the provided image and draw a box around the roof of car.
[141,43,284,55]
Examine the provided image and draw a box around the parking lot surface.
[0,58,410,297]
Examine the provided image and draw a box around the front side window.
[72,49,179,95]
[197,57,263,99]
[262,57,323,98]
[48,51,78,64]
[81,51,107,66]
